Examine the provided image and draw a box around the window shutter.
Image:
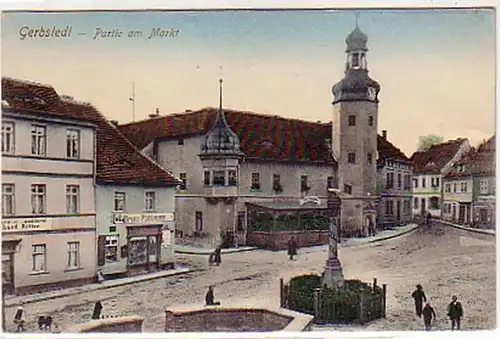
[97,235,106,266]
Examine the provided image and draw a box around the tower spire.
[355,12,360,28]
[219,78,223,112]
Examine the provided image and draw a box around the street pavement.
[3,223,495,333]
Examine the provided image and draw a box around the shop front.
[1,238,20,295]
[127,225,162,275]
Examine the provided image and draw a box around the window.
[114,192,126,211]
[67,242,80,269]
[237,212,246,232]
[385,200,394,215]
[397,173,402,189]
[145,191,156,211]
[66,185,80,214]
[327,176,334,189]
[352,53,360,67]
[404,175,411,190]
[2,122,15,154]
[435,178,440,188]
[480,179,489,194]
[251,173,260,190]
[348,153,356,164]
[461,182,468,193]
[179,172,187,190]
[2,184,15,215]
[368,116,373,126]
[204,171,210,186]
[66,129,80,159]
[414,197,419,209]
[367,153,372,165]
[429,197,439,209]
[300,175,309,192]
[344,184,352,195]
[272,174,281,187]
[453,183,457,193]
[31,184,46,214]
[32,244,46,272]
[479,209,488,222]
[213,170,225,186]
[445,184,451,193]
[228,170,237,186]
[178,138,184,146]
[31,125,46,156]
[195,211,203,232]
[348,115,356,126]
[413,178,418,189]
[386,172,394,189]
[105,235,119,263]
[422,178,426,188]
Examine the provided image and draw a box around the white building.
[1,77,97,295]
[62,99,179,278]
[410,138,470,218]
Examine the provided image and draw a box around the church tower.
[331,21,380,236]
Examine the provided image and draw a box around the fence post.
[359,292,366,325]
[382,284,387,318]
[313,288,321,322]
[280,278,284,308]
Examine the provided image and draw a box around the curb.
[5,268,201,308]
[175,247,258,255]
[366,225,420,244]
[437,220,495,236]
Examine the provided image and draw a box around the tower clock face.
[367,87,377,100]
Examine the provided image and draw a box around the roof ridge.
[2,76,54,89]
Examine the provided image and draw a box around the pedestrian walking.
[287,236,298,260]
[447,295,463,330]
[411,284,427,317]
[213,245,222,266]
[426,212,432,228]
[205,286,221,306]
[422,301,437,331]
[13,305,25,332]
[91,301,103,320]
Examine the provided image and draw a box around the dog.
[37,316,52,330]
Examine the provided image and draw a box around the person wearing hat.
[447,295,463,330]
[411,284,427,317]
[422,301,437,331]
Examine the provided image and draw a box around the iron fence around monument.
[280,277,387,325]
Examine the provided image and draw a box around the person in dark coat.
[205,286,221,306]
[447,295,463,330]
[411,284,427,317]
[426,212,432,227]
[91,301,103,320]
[422,302,437,331]
[13,305,25,332]
[213,246,222,266]
[287,237,298,260]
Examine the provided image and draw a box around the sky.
[1,8,496,156]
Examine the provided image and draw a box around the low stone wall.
[70,316,144,333]
[247,230,328,251]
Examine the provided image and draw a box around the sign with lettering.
[2,218,52,232]
[112,213,175,225]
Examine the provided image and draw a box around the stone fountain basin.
[164,301,313,332]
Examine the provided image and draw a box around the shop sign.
[2,218,52,232]
[112,212,175,225]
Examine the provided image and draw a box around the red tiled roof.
[2,77,179,186]
[377,135,410,163]
[410,138,466,174]
[119,108,335,164]
[470,136,495,177]
[444,148,477,179]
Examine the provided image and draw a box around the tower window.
[368,116,373,126]
[213,171,225,186]
[351,53,360,68]
[367,153,372,165]
[348,115,356,126]
[343,184,352,195]
[203,171,210,186]
[348,153,356,164]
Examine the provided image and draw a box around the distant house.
[442,148,476,225]
[470,136,495,229]
[410,138,471,218]
[376,130,413,228]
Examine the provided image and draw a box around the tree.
[418,134,444,151]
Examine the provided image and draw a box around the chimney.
[382,130,387,140]
[110,120,119,127]
[149,108,160,118]
[185,109,192,113]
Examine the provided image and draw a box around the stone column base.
[322,257,345,289]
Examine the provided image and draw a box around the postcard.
[0,5,496,335]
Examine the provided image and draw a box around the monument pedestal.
[322,257,345,288]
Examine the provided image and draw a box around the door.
[420,198,426,215]
[396,201,401,223]
[452,205,457,221]
[195,211,203,232]
[2,254,14,295]
[459,205,466,224]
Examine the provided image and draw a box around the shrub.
[288,274,321,314]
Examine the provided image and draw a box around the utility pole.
[129,81,136,122]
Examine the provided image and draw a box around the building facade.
[331,24,380,236]
[1,77,97,295]
[442,149,475,225]
[119,102,336,246]
[411,138,470,218]
[62,99,179,277]
[471,136,495,229]
[376,131,413,228]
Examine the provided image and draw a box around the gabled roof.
[377,135,411,163]
[444,148,476,179]
[410,138,466,174]
[470,136,495,177]
[2,77,179,187]
[119,108,335,165]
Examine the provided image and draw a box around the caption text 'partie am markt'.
[18,26,180,40]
